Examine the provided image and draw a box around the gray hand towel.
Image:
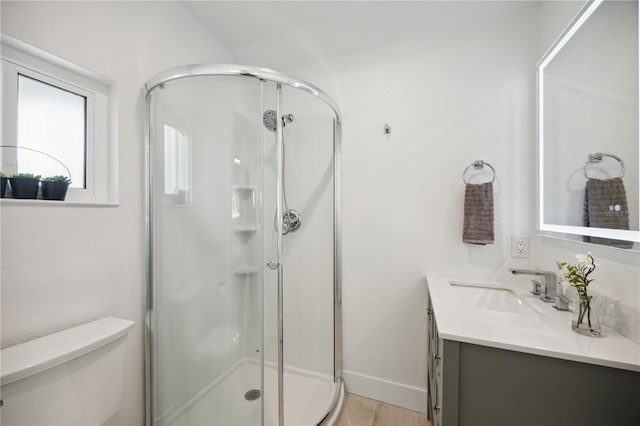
[463,182,494,245]
[583,177,633,249]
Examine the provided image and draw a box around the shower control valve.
[282,209,301,234]
[266,259,279,270]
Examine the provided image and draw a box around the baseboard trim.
[341,370,427,413]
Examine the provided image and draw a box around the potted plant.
[9,173,41,199]
[0,171,7,198]
[41,175,71,201]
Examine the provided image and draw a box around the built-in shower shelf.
[234,226,258,233]
[234,265,259,276]
[233,186,256,198]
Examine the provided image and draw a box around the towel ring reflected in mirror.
[463,160,496,184]
[583,152,625,179]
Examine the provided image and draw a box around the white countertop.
[426,274,640,372]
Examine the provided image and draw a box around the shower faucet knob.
[267,259,279,270]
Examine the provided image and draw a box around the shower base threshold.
[164,358,340,426]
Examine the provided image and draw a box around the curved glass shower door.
[149,76,265,425]
[147,68,341,426]
[262,84,338,425]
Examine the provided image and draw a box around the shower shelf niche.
[234,265,259,276]
[234,226,257,233]
[233,185,256,200]
[232,186,256,198]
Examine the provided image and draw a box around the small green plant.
[557,253,599,335]
[10,173,42,180]
[43,175,71,184]
[0,171,6,178]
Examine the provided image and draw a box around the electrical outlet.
[511,236,529,258]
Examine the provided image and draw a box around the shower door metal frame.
[144,64,343,426]
[275,83,285,426]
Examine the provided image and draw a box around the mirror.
[538,0,639,250]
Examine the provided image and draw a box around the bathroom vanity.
[426,275,640,426]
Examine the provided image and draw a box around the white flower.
[575,252,590,263]
[575,252,598,268]
[558,252,598,293]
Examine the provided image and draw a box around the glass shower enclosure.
[145,65,343,426]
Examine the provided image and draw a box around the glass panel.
[539,0,639,247]
[150,75,264,425]
[17,74,86,188]
[149,72,339,426]
[261,81,280,426]
[262,84,337,425]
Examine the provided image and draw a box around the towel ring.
[583,152,625,179]
[463,160,496,184]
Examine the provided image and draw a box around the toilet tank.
[0,317,135,425]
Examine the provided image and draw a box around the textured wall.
[0,2,233,424]
[283,2,639,408]
[275,10,542,407]
[232,1,638,409]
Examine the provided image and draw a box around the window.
[1,35,115,203]
[17,74,87,188]
[163,124,191,205]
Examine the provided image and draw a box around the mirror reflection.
[539,0,639,249]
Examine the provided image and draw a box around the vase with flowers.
[557,253,601,337]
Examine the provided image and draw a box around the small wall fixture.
[383,123,391,135]
[584,152,625,179]
[463,160,496,184]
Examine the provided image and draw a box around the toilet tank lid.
[1,317,134,386]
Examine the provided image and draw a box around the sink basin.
[449,281,536,315]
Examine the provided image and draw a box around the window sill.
[0,198,118,208]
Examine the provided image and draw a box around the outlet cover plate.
[511,236,529,258]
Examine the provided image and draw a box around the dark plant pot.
[0,177,7,198]
[9,178,40,199]
[42,181,70,201]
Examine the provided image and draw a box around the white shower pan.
[163,359,340,426]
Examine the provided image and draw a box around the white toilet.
[0,317,134,425]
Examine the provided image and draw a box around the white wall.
[0,2,233,424]
[233,1,639,411]
[261,7,542,411]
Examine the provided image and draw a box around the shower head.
[263,110,294,132]
[263,110,278,132]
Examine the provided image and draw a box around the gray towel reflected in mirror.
[583,177,633,249]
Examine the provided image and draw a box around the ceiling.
[181,1,539,70]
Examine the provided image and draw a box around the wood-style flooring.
[338,393,431,426]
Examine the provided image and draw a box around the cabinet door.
[433,325,443,426]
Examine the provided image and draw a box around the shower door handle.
[267,259,280,270]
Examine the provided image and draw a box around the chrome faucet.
[509,269,569,311]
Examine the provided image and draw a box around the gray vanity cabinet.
[426,288,640,426]
[427,289,457,426]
